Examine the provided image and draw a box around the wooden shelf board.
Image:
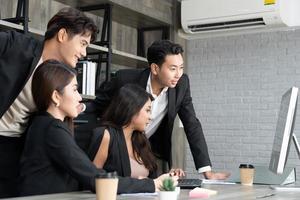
[0,19,23,30]
[112,50,148,68]
[55,0,170,28]
[81,94,96,100]
[89,44,109,52]
[0,19,44,39]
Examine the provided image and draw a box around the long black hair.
[102,84,157,172]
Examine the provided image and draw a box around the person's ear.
[51,90,61,107]
[150,63,159,75]
[57,28,68,43]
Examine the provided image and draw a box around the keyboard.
[178,178,202,189]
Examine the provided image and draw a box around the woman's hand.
[153,173,178,191]
[169,168,185,177]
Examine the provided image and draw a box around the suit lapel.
[168,88,176,126]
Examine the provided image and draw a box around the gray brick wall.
[185,29,300,179]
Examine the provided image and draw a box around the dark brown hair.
[147,40,184,66]
[32,59,77,131]
[45,7,98,42]
[102,84,157,172]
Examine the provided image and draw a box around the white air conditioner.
[181,0,300,35]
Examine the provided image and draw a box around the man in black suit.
[0,8,97,197]
[90,40,229,179]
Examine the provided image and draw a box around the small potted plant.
[158,177,178,200]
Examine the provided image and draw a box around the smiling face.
[57,30,91,67]
[56,76,83,119]
[152,54,184,88]
[131,98,152,132]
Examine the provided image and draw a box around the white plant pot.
[158,191,177,200]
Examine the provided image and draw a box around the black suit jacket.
[19,112,155,196]
[90,68,211,169]
[88,126,157,179]
[0,30,43,118]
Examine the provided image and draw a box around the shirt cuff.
[198,166,212,174]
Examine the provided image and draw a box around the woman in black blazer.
[19,60,156,196]
[88,84,183,191]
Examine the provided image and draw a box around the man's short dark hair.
[45,7,98,42]
[147,40,184,66]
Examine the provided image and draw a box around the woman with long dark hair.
[88,84,182,191]
[19,59,97,196]
[19,60,159,196]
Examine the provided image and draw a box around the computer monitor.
[269,86,300,176]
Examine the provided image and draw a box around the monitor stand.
[270,133,300,191]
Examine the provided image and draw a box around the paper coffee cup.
[239,164,255,186]
[96,172,118,200]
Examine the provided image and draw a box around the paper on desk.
[120,192,158,196]
[189,187,218,198]
[201,179,236,185]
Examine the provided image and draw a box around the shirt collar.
[146,73,168,98]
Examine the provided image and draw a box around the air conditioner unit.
[181,0,300,35]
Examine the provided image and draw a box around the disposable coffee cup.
[239,164,255,186]
[95,172,118,200]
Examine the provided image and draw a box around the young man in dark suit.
[0,8,97,197]
[90,40,229,179]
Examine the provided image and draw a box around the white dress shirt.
[145,73,211,174]
[145,74,168,138]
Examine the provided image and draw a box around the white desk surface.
[6,184,300,200]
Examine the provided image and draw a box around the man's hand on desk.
[203,171,230,180]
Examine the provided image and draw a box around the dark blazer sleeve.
[0,31,10,55]
[177,75,212,169]
[117,177,154,193]
[0,30,43,118]
[44,121,101,191]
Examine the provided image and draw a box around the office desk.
[7,184,300,200]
